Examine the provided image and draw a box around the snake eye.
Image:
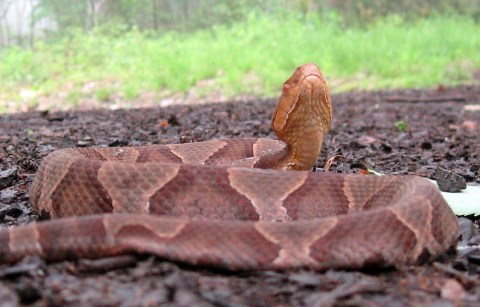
[282,83,290,93]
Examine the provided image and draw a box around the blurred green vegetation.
[17,0,480,35]
[0,1,479,112]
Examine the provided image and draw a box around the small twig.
[75,255,138,273]
[385,96,466,103]
[324,154,343,172]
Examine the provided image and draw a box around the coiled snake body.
[0,64,458,271]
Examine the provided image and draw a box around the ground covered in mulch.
[0,85,479,306]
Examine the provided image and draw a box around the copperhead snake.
[0,64,458,271]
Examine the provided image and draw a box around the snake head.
[272,63,332,144]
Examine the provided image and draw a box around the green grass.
[0,13,479,111]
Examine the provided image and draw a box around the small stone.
[0,187,17,203]
[0,168,17,189]
[435,167,467,192]
[76,141,91,147]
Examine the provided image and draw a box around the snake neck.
[255,131,325,171]
[278,135,325,171]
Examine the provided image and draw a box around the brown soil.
[0,85,479,306]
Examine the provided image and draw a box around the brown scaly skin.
[271,63,332,170]
[0,63,458,271]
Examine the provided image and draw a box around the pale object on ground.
[464,104,480,111]
[429,180,480,216]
